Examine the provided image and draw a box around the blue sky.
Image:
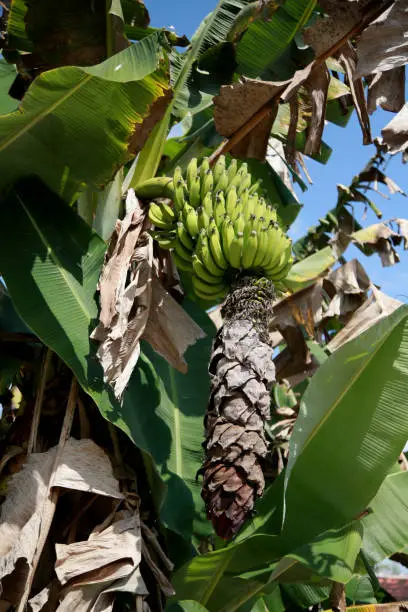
[149,1,408,301]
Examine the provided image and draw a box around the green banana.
[176,222,194,251]
[197,206,210,231]
[202,191,214,217]
[174,237,193,263]
[201,169,214,201]
[242,230,258,269]
[237,172,252,195]
[149,203,174,229]
[227,158,238,183]
[248,178,263,195]
[134,176,175,201]
[200,157,210,179]
[192,275,227,300]
[225,186,238,218]
[214,170,229,194]
[192,254,224,284]
[233,213,245,235]
[173,252,194,272]
[186,157,198,191]
[213,156,226,184]
[252,226,268,268]
[174,178,186,214]
[184,206,199,238]
[221,216,235,265]
[213,192,226,227]
[188,176,201,209]
[266,256,293,281]
[196,230,224,277]
[208,222,228,270]
[228,231,244,269]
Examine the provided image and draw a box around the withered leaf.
[213,78,287,160]
[142,275,206,374]
[356,1,408,77]
[303,1,366,57]
[382,103,408,154]
[0,439,122,606]
[352,222,406,266]
[338,42,371,145]
[367,67,405,115]
[304,64,330,156]
[327,287,403,352]
[91,196,152,400]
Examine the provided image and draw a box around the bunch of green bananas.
[148,156,293,301]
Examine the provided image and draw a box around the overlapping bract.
[148,156,293,300]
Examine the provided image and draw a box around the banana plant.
[135,155,292,538]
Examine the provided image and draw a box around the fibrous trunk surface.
[201,277,276,539]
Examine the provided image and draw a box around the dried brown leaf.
[382,103,408,153]
[142,275,206,374]
[367,67,405,114]
[213,78,286,160]
[327,286,403,352]
[338,42,372,145]
[55,512,141,587]
[304,64,330,156]
[213,78,287,137]
[396,218,408,248]
[323,259,370,319]
[356,1,408,77]
[303,1,365,57]
[91,197,152,399]
[352,222,404,266]
[0,439,122,605]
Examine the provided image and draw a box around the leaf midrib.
[19,194,94,323]
[0,72,91,154]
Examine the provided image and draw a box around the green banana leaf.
[345,576,376,605]
[130,0,251,187]
[236,0,316,78]
[281,583,330,608]
[166,603,209,612]
[0,177,212,540]
[284,246,338,292]
[362,471,408,565]
[282,305,408,552]
[0,32,171,200]
[0,60,18,115]
[7,0,31,51]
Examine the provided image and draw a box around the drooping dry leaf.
[55,512,140,586]
[142,275,206,373]
[338,42,372,145]
[303,1,366,57]
[55,511,144,611]
[367,67,405,114]
[213,78,287,159]
[323,259,370,319]
[352,221,407,266]
[396,218,408,248]
[92,568,148,612]
[0,439,122,606]
[304,64,330,156]
[327,287,403,352]
[356,1,408,77]
[382,103,408,154]
[91,194,152,399]
[358,166,406,196]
